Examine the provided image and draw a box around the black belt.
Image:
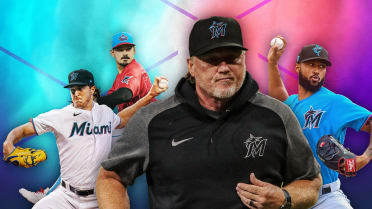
[321,186,332,195]
[61,180,94,196]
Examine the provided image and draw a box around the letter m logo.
[244,134,268,158]
[303,106,325,129]
[69,122,87,137]
[209,21,227,39]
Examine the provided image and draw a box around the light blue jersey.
[284,87,371,184]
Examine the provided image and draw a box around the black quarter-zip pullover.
[103,73,320,209]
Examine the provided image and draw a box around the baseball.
[159,79,168,89]
[270,37,284,50]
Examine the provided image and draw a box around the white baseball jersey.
[32,102,121,190]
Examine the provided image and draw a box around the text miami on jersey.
[69,121,112,137]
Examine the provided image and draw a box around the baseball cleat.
[19,187,50,204]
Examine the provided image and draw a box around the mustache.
[121,55,130,59]
[310,75,319,79]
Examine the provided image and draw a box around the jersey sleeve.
[32,109,59,135]
[283,95,297,108]
[112,113,121,129]
[117,73,140,99]
[332,95,371,132]
[283,105,320,183]
[101,105,122,128]
[101,108,149,186]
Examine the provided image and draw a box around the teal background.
[0,1,172,208]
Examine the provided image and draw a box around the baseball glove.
[316,135,356,177]
[4,147,47,168]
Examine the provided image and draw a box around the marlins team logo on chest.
[69,121,112,137]
[243,134,268,158]
[303,106,325,129]
[209,21,227,39]
[121,75,133,84]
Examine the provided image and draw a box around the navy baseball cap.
[112,32,135,49]
[189,16,247,57]
[64,69,95,88]
[297,44,332,66]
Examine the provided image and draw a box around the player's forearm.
[4,129,23,146]
[366,130,372,157]
[96,168,130,209]
[3,123,35,156]
[284,174,322,209]
[116,93,154,129]
[4,122,35,146]
[268,62,289,102]
[358,128,372,170]
[363,127,372,158]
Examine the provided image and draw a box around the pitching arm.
[356,117,372,171]
[2,122,36,157]
[116,76,168,129]
[267,36,289,102]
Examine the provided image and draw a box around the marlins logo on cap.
[112,32,135,49]
[209,21,227,39]
[70,72,78,81]
[189,16,247,57]
[119,34,128,41]
[312,45,323,56]
[297,44,332,66]
[64,69,95,88]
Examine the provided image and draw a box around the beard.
[117,56,131,68]
[299,69,324,92]
[198,72,246,99]
[118,62,129,68]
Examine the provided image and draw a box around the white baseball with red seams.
[270,37,284,50]
[159,79,168,89]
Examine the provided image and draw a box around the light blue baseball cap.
[112,32,135,49]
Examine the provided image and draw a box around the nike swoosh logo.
[73,113,81,116]
[172,137,194,147]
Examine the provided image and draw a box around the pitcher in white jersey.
[2,69,167,209]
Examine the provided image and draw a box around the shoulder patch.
[121,76,133,84]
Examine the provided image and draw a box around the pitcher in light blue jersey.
[267,36,372,209]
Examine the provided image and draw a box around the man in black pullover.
[97,16,322,209]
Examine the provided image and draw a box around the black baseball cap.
[297,44,332,66]
[189,16,247,57]
[64,69,95,88]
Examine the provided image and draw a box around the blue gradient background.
[1,1,371,209]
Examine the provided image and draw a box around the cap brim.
[112,43,136,49]
[64,82,91,88]
[193,42,247,57]
[300,57,332,66]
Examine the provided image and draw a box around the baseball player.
[267,36,372,208]
[19,32,156,203]
[108,32,155,111]
[3,69,167,209]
